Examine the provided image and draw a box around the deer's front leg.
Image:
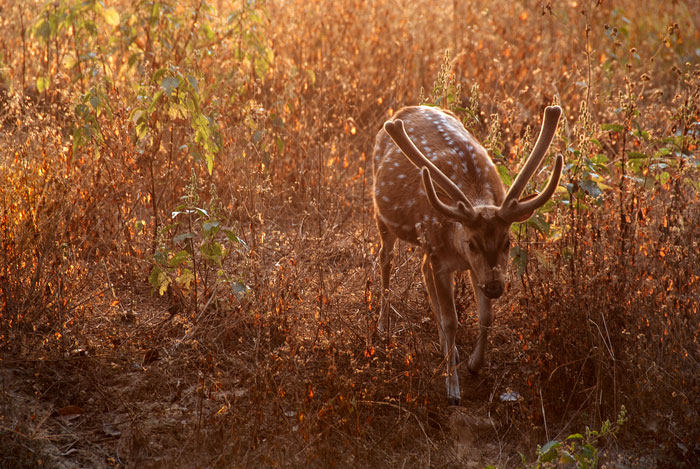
[467,270,494,373]
[431,260,461,406]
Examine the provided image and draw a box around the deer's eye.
[468,239,479,252]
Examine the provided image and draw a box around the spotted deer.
[372,105,563,405]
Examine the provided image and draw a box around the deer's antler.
[498,105,563,222]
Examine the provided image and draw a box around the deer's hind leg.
[376,217,397,333]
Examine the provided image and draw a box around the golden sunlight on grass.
[1,0,699,467]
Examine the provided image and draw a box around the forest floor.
[0,236,662,467]
[2,0,699,467]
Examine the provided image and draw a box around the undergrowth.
[1,0,699,467]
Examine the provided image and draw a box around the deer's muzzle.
[483,280,503,299]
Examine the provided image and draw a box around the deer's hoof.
[447,396,461,407]
[467,355,483,374]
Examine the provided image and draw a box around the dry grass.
[1,0,699,467]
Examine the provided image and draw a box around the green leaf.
[176,268,195,290]
[497,164,512,187]
[510,245,528,277]
[62,54,77,71]
[539,440,561,463]
[168,250,191,268]
[581,444,595,461]
[89,93,101,111]
[174,232,194,244]
[276,136,285,154]
[149,267,170,296]
[153,68,168,84]
[206,153,214,174]
[526,212,550,235]
[601,123,625,132]
[201,241,223,265]
[540,440,561,453]
[560,449,576,463]
[654,147,672,157]
[148,90,164,113]
[202,220,220,233]
[131,109,145,126]
[161,76,180,97]
[519,452,528,466]
[36,76,50,93]
[102,7,120,27]
[148,266,162,290]
[186,75,199,94]
[35,19,51,42]
[193,207,210,218]
[128,52,141,68]
[201,23,216,41]
[580,178,602,199]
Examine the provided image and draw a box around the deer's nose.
[483,281,503,299]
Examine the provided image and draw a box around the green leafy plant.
[131,64,221,173]
[421,49,462,112]
[149,171,249,314]
[524,406,627,468]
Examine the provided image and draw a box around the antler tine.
[501,154,564,221]
[503,105,562,205]
[420,167,475,222]
[383,119,475,216]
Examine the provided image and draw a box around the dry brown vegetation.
[1,0,699,467]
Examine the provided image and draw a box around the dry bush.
[1,0,699,467]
